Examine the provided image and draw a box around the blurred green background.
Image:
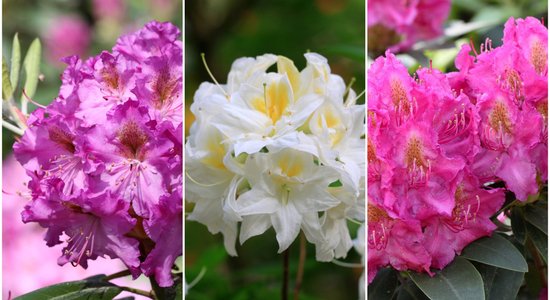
[185,0,365,299]
[2,0,183,157]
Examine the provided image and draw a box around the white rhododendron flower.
[185,53,365,261]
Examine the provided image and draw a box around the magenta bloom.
[368,17,547,283]
[368,51,504,280]
[368,0,451,53]
[14,21,182,287]
[367,203,431,283]
[422,171,504,269]
[458,17,548,201]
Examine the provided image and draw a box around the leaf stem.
[293,234,306,300]
[282,248,290,300]
[118,286,155,299]
[2,120,24,135]
[103,269,132,281]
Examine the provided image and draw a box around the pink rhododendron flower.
[422,171,504,269]
[367,203,431,283]
[368,17,547,283]
[367,0,451,53]
[14,20,182,288]
[456,17,548,201]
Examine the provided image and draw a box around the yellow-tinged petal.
[201,131,227,170]
[265,76,293,123]
[277,56,301,95]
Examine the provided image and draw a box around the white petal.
[239,214,272,244]
[271,203,302,252]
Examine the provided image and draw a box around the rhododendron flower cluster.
[186,53,365,261]
[368,0,451,54]
[13,21,182,287]
[368,17,547,283]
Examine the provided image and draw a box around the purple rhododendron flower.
[14,20,182,287]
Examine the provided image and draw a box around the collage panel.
[184,0,365,299]
[2,0,183,299]
[367,0,548,299]
[1,0,549,299]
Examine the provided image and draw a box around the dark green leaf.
[510,207,527,244]
[409,257,485,300]
[10,33,21,91]
[13,275,122,300]
[368,268,398,300]
[397,279,429,300]
[2,58,13,100]
[460,234,528,272]
[524,205,547,235]
[21,38,41,101]
[526,223,547,263]
[475,263,524,300]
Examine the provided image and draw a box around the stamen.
[117,121,148,159]
[201,53,229,98]
[185,171,228,187]
[48,126,76,153]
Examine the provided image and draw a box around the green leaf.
[510,207,527,244]
[368,268,398,300]
[460,234,528,272]
[21,38,41,101]
[475,263,524,300]
[397,279,429,300]
[2,58,13,100]
[10,33,21,91]
[526,223,548,263]
[13,275,122,300]
[524,204,548,235]
[409,257,485,300]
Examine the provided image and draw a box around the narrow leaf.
[2,58,13,100]
[460,234,528,272]
[368,268,398,300]
[409,257,485,300]
[10,33,21,91]
[475,263,524,300]
[13,275,122,300]
[21,38,41,101]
